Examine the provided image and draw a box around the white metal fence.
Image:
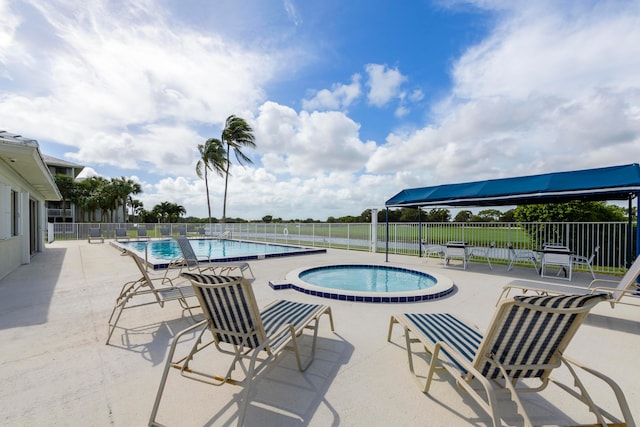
[49,221,634,274]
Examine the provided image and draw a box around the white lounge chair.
[149,273,335,426]
[167,236,254,279]
[499,255,640,308]
[387,293,634,427]
[106,251,198,345]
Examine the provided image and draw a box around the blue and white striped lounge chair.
[105,251,198,345]
[387,293,635,427]
[149,273,335,427]
[166,236,254,279]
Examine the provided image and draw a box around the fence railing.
[49,221,634,274]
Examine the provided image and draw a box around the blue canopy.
[386,164,640,208]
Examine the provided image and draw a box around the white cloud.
[365,64,407,107]
[66,125,202,176]
[283,0,302,26]
[369,1,640,185]
[0,0,277,168]
[255,101,377,176]
[302,74,362,111]
[452,1,640,100]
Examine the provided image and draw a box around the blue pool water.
[280,264,454,303]
[299,265,437,293]
[114,239,325,269]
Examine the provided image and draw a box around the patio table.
[540,245,574,280]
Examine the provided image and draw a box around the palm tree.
[196,138,226,225]
[129,198,143,223]
[221,115,255,221]
[153,201,173,223]
[111,177,142,223]
[167,203,186,223]
[77,176,108,222]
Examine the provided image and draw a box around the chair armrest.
[587,278,618,289]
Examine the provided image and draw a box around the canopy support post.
[418,208,422,257]
[385,208,389,262]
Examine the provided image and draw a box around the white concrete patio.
[0,239,638,426]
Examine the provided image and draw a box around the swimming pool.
[275,264,455,303]
[111,239,326,270]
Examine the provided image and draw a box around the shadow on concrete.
[0,247,66,329]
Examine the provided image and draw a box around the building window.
[11,190,19,236]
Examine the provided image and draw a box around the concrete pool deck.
[0,239,638,426]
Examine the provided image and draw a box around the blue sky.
[2,0,639,220]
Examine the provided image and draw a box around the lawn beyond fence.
[49,221,632,275]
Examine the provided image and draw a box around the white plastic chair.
[572,245,599,280]
[506,243,538,272]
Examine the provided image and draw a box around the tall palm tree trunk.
[204,167,212,224]
[222,148,230,222]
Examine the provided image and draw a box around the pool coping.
[272,263,455,303]
[109,238,327,270]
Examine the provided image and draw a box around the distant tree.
[475,209,502,222]
[399,208,420,222]
[262,215,273,223]
[221,115,256,221]
[499,209,516,222]
[360,209,373,222]
[139,208,157,223]
[76,177,105,221]
[168,203,186,222]
[425,208,451,222]
[454,210,472,222]
[196,138,226,225]
[111,176,141,222]
[384,209,402,222]
[54,174,77,221]
[514,201,626,222]
[129,199,144,222]
[152,202,172,222]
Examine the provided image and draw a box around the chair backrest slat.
[176,237,200,269]
[181,273,266,349]
[475,293,609,380]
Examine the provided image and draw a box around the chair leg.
[289,316,322,372]
[106,305,125,345]
[387,316,399,342]
[148,321,207,427]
